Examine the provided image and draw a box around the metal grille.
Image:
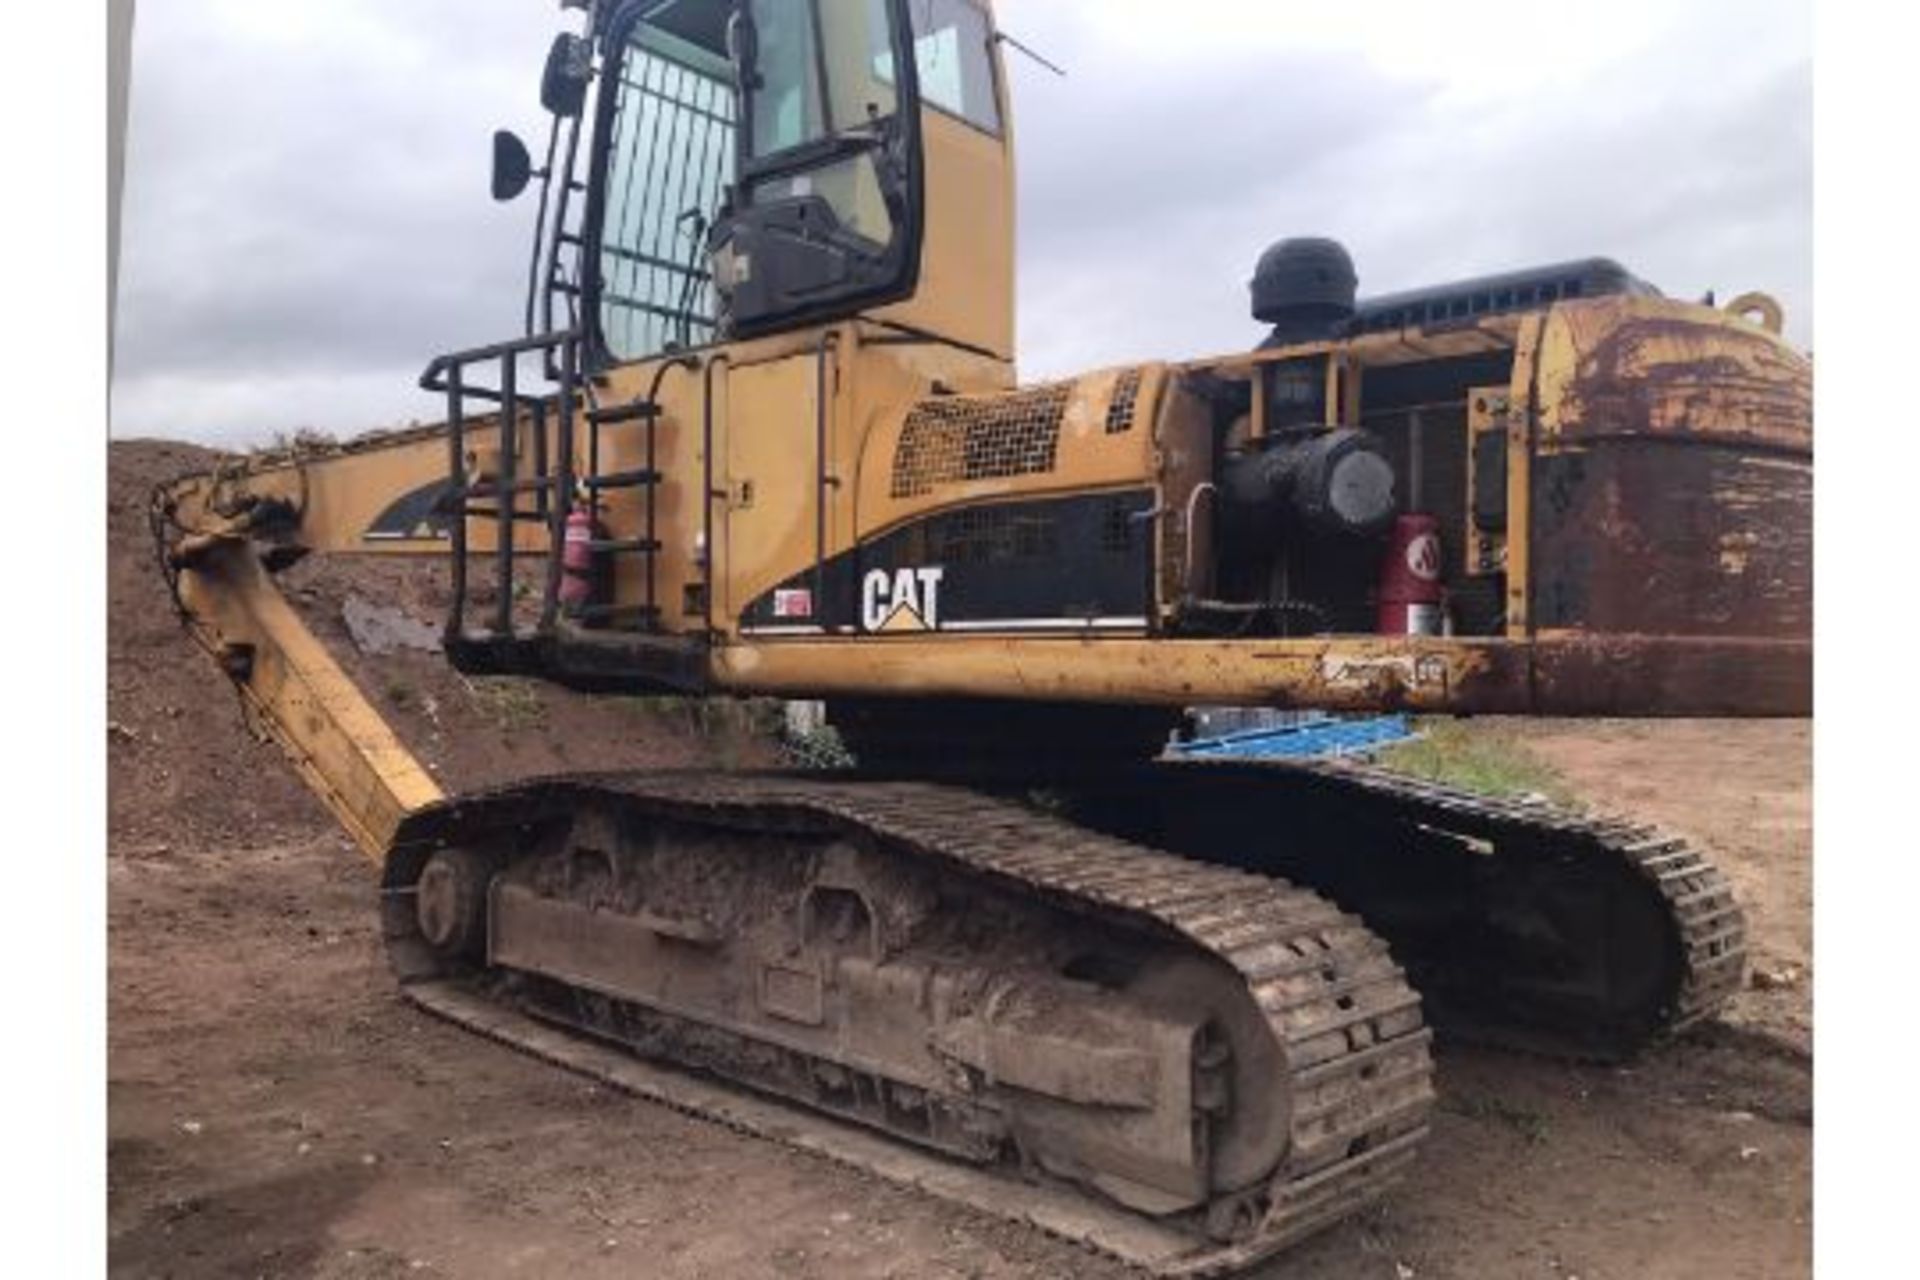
[1100,498,1136,553]
[599,40,737,362]
[923,504,1059,565]
[1105,370,1143,434]
[891,382,1072,499]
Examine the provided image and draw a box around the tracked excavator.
[149,1,1812,1272]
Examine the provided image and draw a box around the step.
[461,507,552,524]
[579,468,663,491]
[445,619,707,692]
[588,400,661,426]
[463,475,554,498]
[584,537,663,555]
[568,601,664,624]
[443,629,552,678]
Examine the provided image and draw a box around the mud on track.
[108,441,1809,1279]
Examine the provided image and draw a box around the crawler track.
[828,701,1746,1059]
[1069,757,1747,1060]
[382,772,1435,1277]
[1279,758,1747,1040]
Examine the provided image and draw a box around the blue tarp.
[1169,713,1416,761]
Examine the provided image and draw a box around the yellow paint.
[873,74,1017,359]
[1504,315,1546,637]
[1464,385,1510,578]
[712,633,1499,711]
[721,349,824,621]
[172,536,442,863]
[1531,295,1811,451]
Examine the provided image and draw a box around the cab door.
[708,0,927,337]
[720,344,838,632]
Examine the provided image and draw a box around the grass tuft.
[1375,719,1574,805]
[466,677,546,732]
[618,696,785,767]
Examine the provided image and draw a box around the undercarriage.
[384,773,1437,1275]
[376,757,1742,1274]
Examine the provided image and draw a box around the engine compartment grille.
[891,382,1073,499]
[1105,370,1143,434]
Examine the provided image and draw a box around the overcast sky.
[111,0,1811,447]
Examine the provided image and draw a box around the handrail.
[422,328,586,638]
[419,328,583,394]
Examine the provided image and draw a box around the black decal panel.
[364,480,457,543]
[741,490,1155,635]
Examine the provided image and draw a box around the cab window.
[746,0,826,157]
[876,0,1000,135]
[742,0,904,249]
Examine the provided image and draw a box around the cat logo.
[862,566,945,633]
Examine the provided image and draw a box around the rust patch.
[1318,635,1813,718]
[1547,302,1812,453]
[1529,636,1811,717]
[1531,443,1811,639]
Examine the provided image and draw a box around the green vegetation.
[617,695,788,768]
[778,721,855,770]
[466,676,547,732]
[1375,719,1575,805]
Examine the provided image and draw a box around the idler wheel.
[1130,955,1290,1194]
[414,847,493,961]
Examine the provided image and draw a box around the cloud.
[996,0,1811,377]
[111,0,1811,446]
[113,0,561,443]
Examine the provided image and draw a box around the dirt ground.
[108,441,1811,1279]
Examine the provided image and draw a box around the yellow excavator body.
[150,1,1808,1272]
[168,286,1809,718]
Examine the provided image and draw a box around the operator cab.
[494,0,1008,372]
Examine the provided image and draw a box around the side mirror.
[491,130,533,202]
[540,33,592,118]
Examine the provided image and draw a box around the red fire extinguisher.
[1378,513,1445,635]
[560,505,602,617]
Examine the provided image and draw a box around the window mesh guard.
[599,43,737,362]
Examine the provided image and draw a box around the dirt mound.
[107,440,749,853]
[108,440,320,850]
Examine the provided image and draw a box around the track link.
[1109,757,1748,1058]
[821,701,1746,1060]
[383,772,1436,1276]
[1272,758,1746,1041]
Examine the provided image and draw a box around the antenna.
[993,29,1067,79]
